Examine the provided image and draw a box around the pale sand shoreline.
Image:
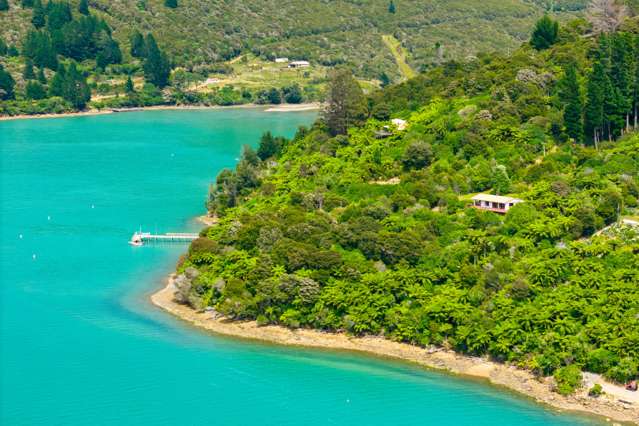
[0,103,321,122]
[152,275,638,425]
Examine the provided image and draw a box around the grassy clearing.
[381,34,417,80]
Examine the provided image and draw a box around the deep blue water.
[0,109,602,425]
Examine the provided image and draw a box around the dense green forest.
[0,0,595,115]
[1,0,590,75]
[174,14,639,394]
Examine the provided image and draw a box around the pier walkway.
[129,231,199,246]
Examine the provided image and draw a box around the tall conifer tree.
[78,0,89,15]
[584,62,606,146]
[530,15,559,50]
[560,64,583,143]
[31,0,46,28]
[143,34,171,88]
[23,58,36,80]
[0,64,15,100]
[130,31,146,58]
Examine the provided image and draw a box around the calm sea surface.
[0,109,601,425]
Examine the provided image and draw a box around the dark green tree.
[37,67,47,84]
[379,71,391,87]
[31,0,46,28]
[322,68,367,135]
[401,141,433,170]
[282,84,303,104]
[48,63,66,97]
[0,64,16,100]
[608,33,634,135]
[0,38,7,56]
[130,31,146,58]
[25,80,47,99]
[388,1,396,13]
[22,0,34,7]
[143,34,171,88]
[7,44,19,56]
[46,1,72,31]
[23,58,36,80]
[78,0,89,15]
[634,35,639,129]
[0,0,9,12]
[23,30,58,70]
[164,0,177,8]
[530,15,559,50]
[64,61,91,109]
[584,61,607,146]
[257,131,284,160]
[560,64,583,142]
[125,75,135,93]
[96,32,122,69]
[267,87,281,104]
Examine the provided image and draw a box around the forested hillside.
[174,13,639,394]
[2,0,589,78]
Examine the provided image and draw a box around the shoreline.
[152,275,638,425]
[0,103,321,122]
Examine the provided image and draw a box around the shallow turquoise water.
[0,109,601,425]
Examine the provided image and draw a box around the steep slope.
[1,0,589,78]
[174,17,639,400]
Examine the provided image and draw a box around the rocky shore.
[152,274,638,425]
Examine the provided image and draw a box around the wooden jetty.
[129,231,199,246]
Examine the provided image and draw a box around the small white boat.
[129,233,144,246]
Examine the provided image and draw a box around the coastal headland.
[152,275,639,425]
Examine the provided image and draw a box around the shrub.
[588,384,602,397]
[553,365,582,395]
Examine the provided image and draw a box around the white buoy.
[32,254,36,260]
[19,234,23,239]
[47,215,51,221]
[91,204,95,209]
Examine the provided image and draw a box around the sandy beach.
[152,275,638,425]
[0,103,321,122]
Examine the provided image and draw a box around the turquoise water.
[0,109,601,425]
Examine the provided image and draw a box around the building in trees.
[288,60,310,68]
[471,194,524,214]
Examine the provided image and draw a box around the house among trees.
[275,57,289,63]
[288,60,310,68]
[471,194,523,214]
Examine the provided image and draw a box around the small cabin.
[289,60,310,68]
[471,194,523,214]
[275,57,289,63]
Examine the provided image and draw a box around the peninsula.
[157,10,639,425]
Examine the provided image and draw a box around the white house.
[391,118,408,131]
[471,194,523,214]
[275,57,289,63]
[288,60,310,68]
